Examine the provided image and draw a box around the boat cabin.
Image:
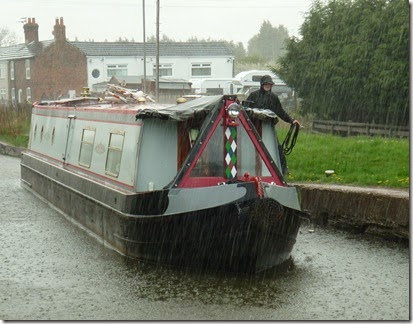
[28,95,285,194]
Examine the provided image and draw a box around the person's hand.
[292,119,301,127]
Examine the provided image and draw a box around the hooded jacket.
[246,75,293,124]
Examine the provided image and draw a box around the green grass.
[278,129,409,189]
[0,104,31,148]
[0,133,30,148]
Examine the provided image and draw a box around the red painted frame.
[178,99,284,188]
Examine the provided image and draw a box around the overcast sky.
[2,0,314,46]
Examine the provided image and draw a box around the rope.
[253,177,265,198]
[281,123,300,155]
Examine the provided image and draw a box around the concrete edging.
[295,183,409,240]
[0,141,25,157]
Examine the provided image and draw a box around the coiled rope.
[281,123,300,155]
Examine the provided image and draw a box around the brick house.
[0,18,87,103]
[0,18,234,103]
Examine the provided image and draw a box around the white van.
[232,70,292,100]
[190,78,234,95]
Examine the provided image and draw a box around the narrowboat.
[20,93,307,273]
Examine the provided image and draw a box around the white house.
[71,41,235,92]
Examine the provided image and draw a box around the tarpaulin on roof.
[135,95,224,121]
[135,95,280,122]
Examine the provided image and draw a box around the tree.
[0,27,17,47]
[247,20,289,62]
[146,34,176,42]
[275,0,409,126]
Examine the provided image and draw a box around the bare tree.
[0,27,17,47]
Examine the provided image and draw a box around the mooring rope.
[281,123,300,155]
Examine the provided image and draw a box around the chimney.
[23,17,39,44]
[53,17,66,42]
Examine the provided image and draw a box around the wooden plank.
[312,120,409,138]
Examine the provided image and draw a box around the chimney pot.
[24,17,39,43]
[53,17,66,42]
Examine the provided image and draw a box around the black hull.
[21,153,302,274]
[119,199,301,273]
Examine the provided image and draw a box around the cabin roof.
[35,95,279,122]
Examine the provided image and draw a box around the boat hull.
[21,152,301,274]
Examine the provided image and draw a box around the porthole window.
[92,69,100,78]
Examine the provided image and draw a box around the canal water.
[0,154,409,320]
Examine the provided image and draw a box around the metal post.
[142,0,147,93]
[155,0,160,102]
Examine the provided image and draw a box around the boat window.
[79,128,96,168]
[33,124,37,141]
[237,123,271,177]
[105,132,125,177]
[40,126,44,142]
[177,119,202,170]
[189,119,270,179]
[190,124,224,177]
[51,127,55,145]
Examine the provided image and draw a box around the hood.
[260,75,274,86]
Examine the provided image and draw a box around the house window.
[10,61,14,80]
[18,89,23,103]
[25,60,30,79]
[107,64,127,78]
[11,88,15,102]
[26,87,31,101]
[92,69,100,78]
[105,132,124,177]
[79,128,96,168]
[0,63,6,79]
[0,88,6,100]
[191,63,211,77]
[153,63,173,77]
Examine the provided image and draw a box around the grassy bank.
[279,128,409,189]
[0,104,31,148]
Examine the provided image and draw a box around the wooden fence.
[312,120,409,138]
